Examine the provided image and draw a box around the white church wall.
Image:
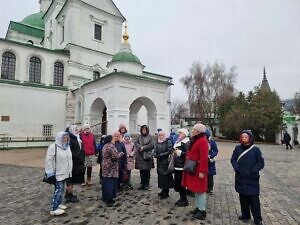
[0,83,67,137]
[0,40,69,86]
[6,30,43,47]
[108,61,144,75]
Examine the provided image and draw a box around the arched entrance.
[90,98,107,135]
[129,97,157,134]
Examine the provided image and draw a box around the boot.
[192,210,206,220]
[175,198,189,207]
[65,191,79,203]
[159,190,169,199]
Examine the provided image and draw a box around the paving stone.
[0,143,299,225]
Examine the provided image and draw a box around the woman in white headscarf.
[65,125,85,203]
[45,132,73,216]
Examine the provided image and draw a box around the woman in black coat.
[154,131,174,199]
[231,130,264,225]
[65,125,85,203]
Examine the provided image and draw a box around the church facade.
[0,0,172,146]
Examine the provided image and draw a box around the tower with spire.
[260,66,271,92]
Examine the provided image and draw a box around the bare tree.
[181,61,237,136]
[171,99,188,125]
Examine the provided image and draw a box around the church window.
[42,124,53,137]
[93,71,100,80]
[94,24,102,41]
[53,62,64,86]
[29,57,41,83]
[1,52,16,80]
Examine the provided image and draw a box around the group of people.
[44,123,265,225]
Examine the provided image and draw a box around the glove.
[47,172,55,178]
[175,149,182,156]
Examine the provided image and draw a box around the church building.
[0,0,172,147]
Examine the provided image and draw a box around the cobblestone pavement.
[0,143,299,225]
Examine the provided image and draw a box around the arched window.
[29,56,41,83]
[53,62,64,86]
[93,71,100,80]
[1,52,16,80]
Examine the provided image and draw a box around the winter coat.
[182,133,208,193]
[208,139,218,176]
[68,132,85,183]
[102,143,121,178]
[124,141,135,171]
[283,132,291,142]
[231,144,264,195]
[173,137,190,170]
[81,132,96,156]
[45,143,73,182]
[135,134,154,170]
[115,141,127,172]
[154,139,173,175]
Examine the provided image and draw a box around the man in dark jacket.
[231,130,264,225]
[283,131,293,150]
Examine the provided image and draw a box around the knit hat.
[177,128,189,137]
[193,123,206,133]
[124,132,131,139]
[83,123,90,129]
[119,123,127,129]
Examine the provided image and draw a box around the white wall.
[0,40,69,86]
[0,83,67,137]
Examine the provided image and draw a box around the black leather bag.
[143,151,153,161]
[43,173,56,185]
[43,144,57,185]
[183,158,198,174]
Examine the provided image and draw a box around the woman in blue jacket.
[205,129,218,194]
[231,130,264,225]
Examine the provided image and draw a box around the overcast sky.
[0,0,299,101]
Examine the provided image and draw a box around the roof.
[21,12,45,29]
[111,51,141,64]
[81,71,173,88]
[0,38,70,56]
[7,21,44,39]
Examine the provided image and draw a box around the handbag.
[183,158,198,174]
[168,152,176,173]
[143,151,153,161]
[43,144,57,185]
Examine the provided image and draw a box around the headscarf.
[55,132,69,150]
[176,128,189,143]
[104,135,113,144]
[157,131,168,143]
[240,130,254,147]
[69,125,82,148]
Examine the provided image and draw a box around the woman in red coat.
[182,123,208,220]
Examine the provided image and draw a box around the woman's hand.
[199,172,205,179]
[140,146,144,152]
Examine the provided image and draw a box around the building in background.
[0,0,172,148]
